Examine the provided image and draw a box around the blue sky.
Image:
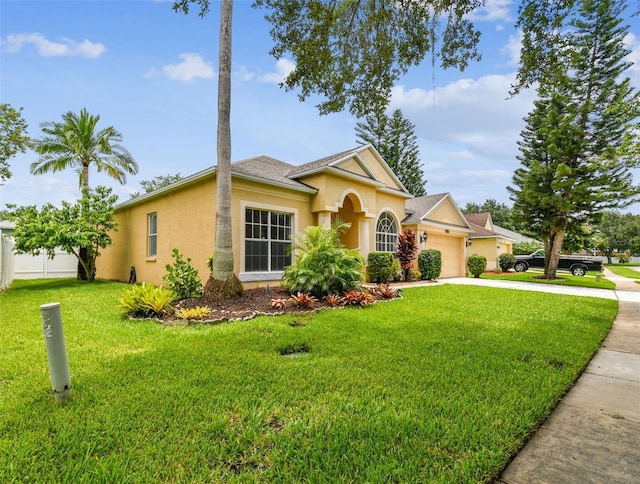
[1,0,639,214]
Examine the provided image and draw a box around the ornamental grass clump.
[282,220,364,298]
[119,283,176,318]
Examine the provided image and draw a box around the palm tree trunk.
[211,0,236,282]
[77,166,91,280]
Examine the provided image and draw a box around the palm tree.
[30,108,138,188]
[30,108,138,279]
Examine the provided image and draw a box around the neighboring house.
[464,213,515,270]
[492,224,541,246]
[97,145,473,286]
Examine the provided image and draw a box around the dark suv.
[514,249,603,276]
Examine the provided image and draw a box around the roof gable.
[404,193,470,229]
[464,212,493,230]
[288,145,409,194]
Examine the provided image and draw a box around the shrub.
[289,292,318,309]
[418,249,442,280]
[282,220,364,297]
[617,252,631,264]
[498,253,516,272]
[367,252,395,283]
[341,289,375,307]
[176,306,211,320]
[396,229,418,281]
[374,284,401,299]
[467,255,487,278]
[390,258,402,281]
[513,241,543,255]
[120,283,176,318]
[164,248,203,300]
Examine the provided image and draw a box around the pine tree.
[508,0,640,279]
[355,108,427,196]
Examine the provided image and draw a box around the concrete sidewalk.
[435,270,640,483]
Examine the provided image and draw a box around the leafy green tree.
[0,103,30,185]
[594,212,640,263]
[29,108,137,280]
[131,173,183,198]
[356,108,426,196]
[6,186,119,282]
[509,0,640,279]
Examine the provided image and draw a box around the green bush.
[617,252,631,264]
[282,220,364,297]
[120,283,176,318]
[418,249,442,280]
[498,253,516,272]
[163,248,203,300]
[367,252,395,283]
[513,241,543,255]
[467,255,487,278]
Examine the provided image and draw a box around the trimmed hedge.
[419,249,442,280]
[367,252,395,283]
[467,254,487,278]
[498,253,516,272]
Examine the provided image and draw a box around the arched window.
[376,212,398,252]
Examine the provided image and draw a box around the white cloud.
[469,0,513,22]
[160,53,215,82]
[258,59,296,84]
[624,32,640,88]
[391,73,536,161]
[449,150,476,159]
[2,33,105,58]
[501,31,522,67]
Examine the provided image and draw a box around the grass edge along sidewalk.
[0,279,617,483]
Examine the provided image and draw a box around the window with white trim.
[244,208,292,272]
[375,212,398,252]
[147,213,158,258]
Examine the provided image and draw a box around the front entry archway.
[334,192,363,251]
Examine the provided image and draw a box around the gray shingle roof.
[231,155,312,190]
[286,147,362,177]
[403,193,450,224]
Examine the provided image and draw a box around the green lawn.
[480,268,616,289]
[606,264,640,280]
[0,279,617,482]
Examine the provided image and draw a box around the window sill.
[146,257,157,262]
[239,271,284,282]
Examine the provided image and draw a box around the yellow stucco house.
[97,145,473,287]
[464,213,515,271]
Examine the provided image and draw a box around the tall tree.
[30,108,138,188]
[30,108,137,279]
[509,0,640,279]
[356,108,426,196]
[0,103,30,185]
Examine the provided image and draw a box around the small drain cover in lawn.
[279,343,310,357]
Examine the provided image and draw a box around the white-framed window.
[244,208,292,272]
[375,212,398,252]
[147,213,157,258]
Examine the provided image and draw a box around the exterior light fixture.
[466,237,473,247]
[419,231,428,244]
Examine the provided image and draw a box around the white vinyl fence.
[0,235,15,291]
[0,236,77,291]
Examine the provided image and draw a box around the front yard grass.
[0,279,617,482]
[606,264,640,280]
[480,269,616,289]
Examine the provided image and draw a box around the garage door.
[428,235,461,278]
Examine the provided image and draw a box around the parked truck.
[514,249,603,276]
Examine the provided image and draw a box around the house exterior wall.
[469,238,501,271]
